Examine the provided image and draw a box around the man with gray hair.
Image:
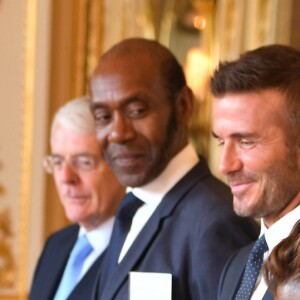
[29,97,125,300]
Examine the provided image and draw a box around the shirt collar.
[78,216,115,251]
[261,205,300,251]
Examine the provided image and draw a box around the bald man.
[89,38,259,300]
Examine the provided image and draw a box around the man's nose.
[219,142,242,176]
[56,161,80,184]
[108,112,136,143]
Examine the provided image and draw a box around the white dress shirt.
[118,143,199,262]
[77,216,115,280]
[251,205,300,299]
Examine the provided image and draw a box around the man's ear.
[175,86,194,124]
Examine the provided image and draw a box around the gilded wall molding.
[0,0,37,299]
[17,0,37,298]
[0,208,15,289]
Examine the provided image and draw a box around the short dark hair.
[100,38,187,101]
[210,44,300,138]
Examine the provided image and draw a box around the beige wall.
[0,0,51,298]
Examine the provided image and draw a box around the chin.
[118,173,149,187]
[233,199,251,217]
[66,211,85,223]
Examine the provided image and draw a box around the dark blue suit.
[29,224,105,300]
[96,159,260,300]
[218,242,274,300]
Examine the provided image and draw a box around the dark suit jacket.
[218,242,274,300]
[29,224,105,300]
[96,159,260,300]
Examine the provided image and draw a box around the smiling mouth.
[229,181,254,195]
[64,194,89,202]
[113,153,144,167]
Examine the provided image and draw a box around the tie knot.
[71,234,93,260]
[251,234,268,256]
[116,192,144,221]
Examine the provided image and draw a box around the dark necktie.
[99,192,143,295]
[235,234,269,300]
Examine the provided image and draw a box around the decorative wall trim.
[16,0,37,298]
[0,0,37,299]
[0,208,15,289]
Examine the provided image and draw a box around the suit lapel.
[44,226,78,299]
[218,243,253,300]
[263,289,274,300]
[229,247,251,299]
[101,160,210,300]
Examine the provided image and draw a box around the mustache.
[227,172,259,185]
[61,188,90,198]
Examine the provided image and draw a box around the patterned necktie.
[235,234,269,300]
[54,234,93,300]
[98,192,143,294]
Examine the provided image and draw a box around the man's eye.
[128,108,146,118]
[240,140,255,149]
[52,157,63,166]
[127,102,147,118]
[216,139,224,146]
[93,110,112,124]
[77,157,94,167]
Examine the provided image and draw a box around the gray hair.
[50,96,96,145]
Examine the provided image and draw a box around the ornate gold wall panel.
[0,0,37,298]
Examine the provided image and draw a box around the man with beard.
[211,44,300,300]
[29,97,125,300]
[89,37,259,300]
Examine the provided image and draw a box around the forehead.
[90,54,164,102]
[212,90,286,134]
[51,123,99,153]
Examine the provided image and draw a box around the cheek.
[87,178,102,201]
[296,147,300,167]
[135,119,169,146]
[241,149,273,174]
[96,127,110,147]
[53,179,66,198]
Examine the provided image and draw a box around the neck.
[263,191,300,228]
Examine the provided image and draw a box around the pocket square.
[129,271,172,300]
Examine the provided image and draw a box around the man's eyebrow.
[230,132,257,138]
[90,93,147,111]
[211,131,219,139]
[211,131,257,139]
[90,102,105,111]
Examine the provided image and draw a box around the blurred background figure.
[263,220,300,300]
[29,97,125,300]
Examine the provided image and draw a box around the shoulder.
[181,158,232,200]
[43,224,79,248]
